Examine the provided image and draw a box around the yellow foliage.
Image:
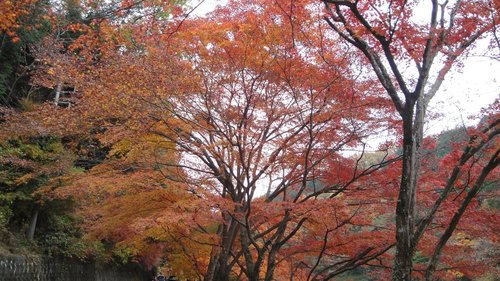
[455,232,475,247]
[19,97,35,112]
[14,173,36,185]
[447,269,464,278]
[109,139,133,158]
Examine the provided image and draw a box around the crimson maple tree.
[320,0,499,280]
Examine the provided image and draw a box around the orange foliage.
[1,0,498,280]
[0,0,38,41]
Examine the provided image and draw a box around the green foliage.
[479,182,500,209]
[113,246,136,264]
[336,267,371,281]
[0,136,88,259]
[88,241,108,261]
[412,251,429,264]
[0,137,71,195]
[482,198,500,209]
[0,0,52,106]
[38,200,88,259]
[0,203,13,234]
[63,0,83,23]
[434,127,468,158]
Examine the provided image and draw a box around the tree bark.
[393,107,416,281]
[27,207,39,241]
[205,214,240,281]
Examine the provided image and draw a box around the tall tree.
[143,1,399,279]
[320,0,499,279]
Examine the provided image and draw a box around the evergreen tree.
[0,0,52,106]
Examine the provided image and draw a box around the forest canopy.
[0,0,498,280]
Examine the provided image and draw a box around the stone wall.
[0,255,151,281]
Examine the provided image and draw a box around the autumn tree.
[37,129,215,278]
[134,1,402,280]
[320,0,499,279]
[0,0,203,267]
[303,116,499,280]
[0,0,54,106]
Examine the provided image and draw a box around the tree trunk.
[240,227,257,281]
[205,240,220,281]
[54,81,62,105]
[393,108,416,281]
[411,97,426,223]
[27,207,39,241]
[264,246,279,281]
[205,214,240,281]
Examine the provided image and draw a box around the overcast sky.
[426,54,499,134]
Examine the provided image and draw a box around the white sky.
[189,0,222,16]
[426,55,499,135]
